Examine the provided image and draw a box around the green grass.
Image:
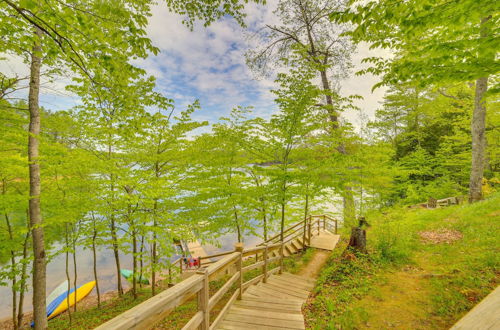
[305,193,500,329]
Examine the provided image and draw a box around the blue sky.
[1,0,387,130]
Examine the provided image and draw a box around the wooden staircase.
[97,215,340,330]
[217,272,314,330]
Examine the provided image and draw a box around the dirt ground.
[298,249,331,279]
[356,265,436,329]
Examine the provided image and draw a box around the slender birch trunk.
[28,26,47,330]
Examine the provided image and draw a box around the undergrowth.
[305,193,500,329]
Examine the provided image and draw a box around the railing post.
[335,219,338,234]
[196,268,209,330]
[179,258,183,275]
[263,243,268,283]
[323,215,326,230]
[317,218,320,235]
[279,241,284,274]
[235,243,244,300]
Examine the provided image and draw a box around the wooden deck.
[217,272,314,329]
[451,286,500,330]
[308,230,340,251]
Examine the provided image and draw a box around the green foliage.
[332,0,500,93]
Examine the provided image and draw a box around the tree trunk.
[28,27,47,330]
[469,16,491,203]
[151,202,158,296]
[302,192,309,252]
[18,211,30,328]
[64,224,72,325]
[110,216,123,295]
[233,208,242,243]
[5,212,18,330]
[72,228,77,312]
[347,227,366,253]
[280,202,285,242]
[469,76,488,202]
[92,218,100,306]
[319,69,356,224]
[139,234,144,289]
[132,228,137,299]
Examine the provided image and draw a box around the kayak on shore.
[120,269,150,285]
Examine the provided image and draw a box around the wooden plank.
[207,252,239,280]
[209,289,239,330]
[208,270,240,310]
[254,284,304,301]
[451,286,500,330]
[262,283,309,299]
[224,313,304,329]
[280,272,315,284]
[266,278,311,296]
[268,275,313,291]
[233,300,302,314]
[181,311,203,330]
[242,245,265,257]
[198,269,209,329]
[240,295,303,306]
[228,306,304,321]
[95,274,204,330]
[242,260,264,273]
[200,250,234,260]
[218,320,293,330]
[242,274,264,290]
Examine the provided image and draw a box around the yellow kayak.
[48,281,96,320]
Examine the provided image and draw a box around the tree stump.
[427,197,437,208]
[347,227,367,253]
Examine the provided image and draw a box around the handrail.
[260,219,305,245]
[97,214,338,330]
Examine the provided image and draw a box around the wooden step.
[291,240,302,251]
[266,278,311,296]
[241,294,303,306]
[233,299,303,314]
[286,243,296,254]
[279,272,315,285]
[268,275,314,291]
[255,284,303,301]
[223,312,305,329]
[261,282,309,300]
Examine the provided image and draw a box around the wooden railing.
[96,214,338,330]
[96,242,284,330]
[260,214,338,247]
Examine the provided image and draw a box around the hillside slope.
[304,194,500,329]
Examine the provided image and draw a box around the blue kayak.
[31,286,78,327]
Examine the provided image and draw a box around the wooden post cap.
[196,268,208,275]
[234,242,244,252]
